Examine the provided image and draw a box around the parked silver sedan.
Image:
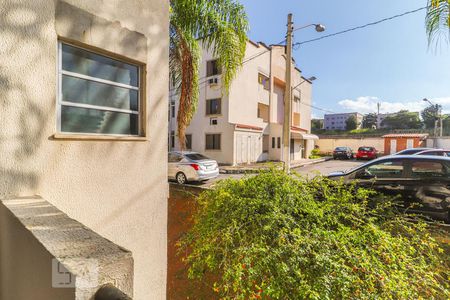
[168,151,219,184]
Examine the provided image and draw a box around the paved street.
[293,159,362,178]
[183,159,364,188]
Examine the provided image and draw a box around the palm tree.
[426,0,450,46]
[170,0,249,150]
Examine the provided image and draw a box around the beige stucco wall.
[316,137,385,154]
[0,1,169,299]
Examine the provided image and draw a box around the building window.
[258,73,270,90]
[207,60,221,77]
[263,135,269,153]
[185,134,192,150]
[171,130,175,148]
[293,112,300,126]
[272,137,275,148]
[257,103,269,122]
[58,42,141,135]
[206,98,221,115]
[277,137,281,149]
[206,134,221,150]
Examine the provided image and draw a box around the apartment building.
[169,40,317,165]
[323,112,363,130]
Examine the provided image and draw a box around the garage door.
[236,133,261,164]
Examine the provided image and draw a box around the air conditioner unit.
[210,118,218,125]
[208,77,219,86]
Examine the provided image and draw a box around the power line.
[171,6,428,94]
[293,6,428,47]
[302,102,335,114]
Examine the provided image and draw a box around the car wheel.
[176,172,187,185]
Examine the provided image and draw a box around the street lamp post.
[282,16,324,173]
[423,98,442,137]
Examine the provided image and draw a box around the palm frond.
[170,0,248,150]
[426,0,450,47]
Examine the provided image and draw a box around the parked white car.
[168,151,219,184]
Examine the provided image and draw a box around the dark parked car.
[328,155,450,223]
[414,149,450,157]
[333,147,353,160]
[356,146,378,160]
[393,148,431,155]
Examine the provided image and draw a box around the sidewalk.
[220,157,332,174]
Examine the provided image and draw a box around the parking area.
[175,159,364,188]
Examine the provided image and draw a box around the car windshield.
[335,147,347,151]
[185,153,210,160]
[358,147,373,151]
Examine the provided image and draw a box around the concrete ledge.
[1,196,133,300]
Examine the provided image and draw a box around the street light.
[423,98,442,137]
[294,24,326,33]
[292,76,317,91]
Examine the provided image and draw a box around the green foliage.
[443,115,450,135]
[381,110,422,129]
[311,119,324,132]
[345,115,358,131]
[421,104,441,130]
[426,0,450,48]
[308,148,321,159]
[362,113,378,129]
[180,170,449,299]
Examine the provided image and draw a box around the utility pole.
[282,13,293,173]
[377,102,381,129]
[438,104,443,137]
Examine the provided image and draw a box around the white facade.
[324,112,363,130]
[169,41,316,165]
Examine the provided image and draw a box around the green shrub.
[309,148,321,159]
[180,170,449,299]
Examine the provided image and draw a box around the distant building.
[323,112,363,130]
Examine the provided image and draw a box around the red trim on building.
[291,126,308,133]
[236,124,264,131]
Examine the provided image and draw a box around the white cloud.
[338,96,450,115]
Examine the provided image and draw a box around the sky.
[239,0,450,118]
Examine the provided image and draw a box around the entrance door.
[236,133,253,164]
[247,136,253,164]
[406,139,414,149]
[390,139,397,154]
[290,139,295,160]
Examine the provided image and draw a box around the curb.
[290,157,333,169]
[220,157,332,174]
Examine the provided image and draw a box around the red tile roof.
[382,133,428,138]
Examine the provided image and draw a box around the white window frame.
[57,42,141,136]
